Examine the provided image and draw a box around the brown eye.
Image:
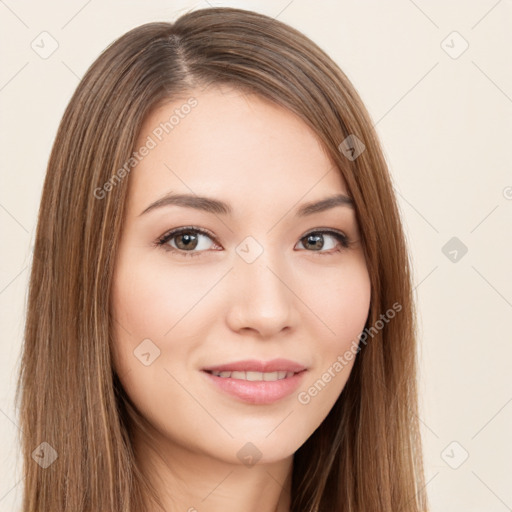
[296,230,349,254]
[301,233,325,251]
[156,227,218,258]
[174,232,200,250]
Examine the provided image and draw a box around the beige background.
[1,0,511,510]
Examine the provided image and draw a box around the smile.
[207,370,296,381]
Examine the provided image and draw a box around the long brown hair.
[16,7,428,511]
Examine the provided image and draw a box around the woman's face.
[111,85,371,465]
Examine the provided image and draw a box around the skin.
[111,84,371,512]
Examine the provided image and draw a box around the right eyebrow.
[139,193,232,217]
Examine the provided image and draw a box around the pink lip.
[202,370,306,405]
[201,359,308,405]
[202,358,307,373]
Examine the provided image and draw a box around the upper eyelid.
[157,226,216,243]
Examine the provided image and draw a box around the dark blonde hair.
[17,7,428,511]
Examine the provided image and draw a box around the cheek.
[111,253,216,339]
[109,251,220,399]
[109,257,206,440]
[301,256,371,347]
[295,257,371,404]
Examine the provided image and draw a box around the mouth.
[201,359,307,405]
[205,370,298,381]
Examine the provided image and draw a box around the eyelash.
[154,225,353,259]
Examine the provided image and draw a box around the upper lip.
[202,358,307,373]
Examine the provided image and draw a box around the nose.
[224,250,298,338]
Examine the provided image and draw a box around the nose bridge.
[237,236,291,304]
[226,235,296,334]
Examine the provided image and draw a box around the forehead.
[127,85,348,215]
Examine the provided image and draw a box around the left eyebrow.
[138,192,354,217]
[296,194,354,216]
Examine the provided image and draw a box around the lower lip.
[202,370,307,405]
